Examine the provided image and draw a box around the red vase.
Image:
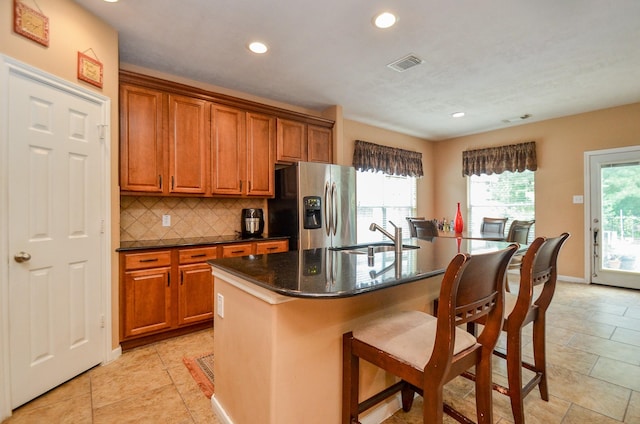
[454,202,464,234]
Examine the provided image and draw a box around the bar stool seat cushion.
[353,310,478,370]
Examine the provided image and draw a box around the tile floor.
[2,280,640,424]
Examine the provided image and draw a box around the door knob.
[14,252,31,263]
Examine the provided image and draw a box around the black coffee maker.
[241,208,264,238]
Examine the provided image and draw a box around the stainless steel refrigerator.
[268,162,356,250]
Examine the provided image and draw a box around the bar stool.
[468,232,570,424]
[342,244,517,424]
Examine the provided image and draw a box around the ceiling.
[74,0,640,141]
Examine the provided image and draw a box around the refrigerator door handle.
[331,182,338,236]
[324,181,331,236]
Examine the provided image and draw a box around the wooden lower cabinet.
[122,265,172,338]
[120,240,287,349]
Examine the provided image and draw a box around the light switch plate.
[162,214,171,226]
[572,195,584,204]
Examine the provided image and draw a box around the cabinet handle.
[266,247,278,251]
[139,258,159,263]
[231,250,245,254]
[248,181,251,192]
[167,274,170,287]
[159,175,162,189]
[171,176,175,190]
[180,271,184,285]
[239,180,243,192]
[190,253,207,258]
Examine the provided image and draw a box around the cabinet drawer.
[178,247,218,265]
[255,240,288,255]
[124,251,172,270]
[221,243,254,258]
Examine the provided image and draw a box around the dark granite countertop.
[117,234,289,252]
[208,237,523,298]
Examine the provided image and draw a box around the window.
[356,171,417,243]
[468,170,535,240]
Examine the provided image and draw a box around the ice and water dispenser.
[303,196,322,229]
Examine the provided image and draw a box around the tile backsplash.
[120,196,267,242]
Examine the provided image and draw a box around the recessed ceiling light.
[103,0,118,3]
[451,112,465,118]
[248,41,268,54]
[373,12,397,29]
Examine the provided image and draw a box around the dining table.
[436,229,507,241]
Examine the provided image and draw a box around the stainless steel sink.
[330,243,420,255]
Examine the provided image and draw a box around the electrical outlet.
[162,214,171,227]
[217,293,224,318]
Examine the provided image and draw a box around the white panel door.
[8,70,104,408]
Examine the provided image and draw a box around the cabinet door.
[246,113,276,196]
[178,263,214,325]
[211,105,246,195]
[255,240,289,254]
[122,267,172,338]
[120,84,165,193]
[276,118,306,163]
[307,125,333,164]
[168,95,210,194]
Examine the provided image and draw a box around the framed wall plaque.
[77,51,104,88]
[13,0,50,47]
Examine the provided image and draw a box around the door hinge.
[100,219,105,234]
[101,315,105,329]
[98,124,108,141]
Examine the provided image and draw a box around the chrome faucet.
[369,221,402,255]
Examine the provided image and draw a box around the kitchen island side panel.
[212,270,443,424]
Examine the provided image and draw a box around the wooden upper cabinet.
[168,95,210,194]
[120,84,165,193]
[276,118,307,163]
[276,118,332,164]
[211,105,246,195]
[246,113,276,196]
[307,125,333,164]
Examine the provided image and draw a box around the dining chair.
[505,220,536,274]
[506,219,535,244]
[468,232,570,424]
[342,244,518,424]
[480,217,508,236]
[411,219,439,239]
[406,217,426,237]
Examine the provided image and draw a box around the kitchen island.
[208,237,521,424]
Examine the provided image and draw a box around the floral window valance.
[462,141,537,177]
[352,140,424,177]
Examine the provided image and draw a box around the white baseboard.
[106,345,122,364]
[211,395,233,424]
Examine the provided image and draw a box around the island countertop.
[207,237,521,298]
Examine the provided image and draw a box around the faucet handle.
[388,220,398,229]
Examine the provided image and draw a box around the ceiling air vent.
[502,114,532,124]
[387,54,424,72]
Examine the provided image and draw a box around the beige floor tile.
[93,384,192,424]
[154,328,214,368]
[9,371,92,412]
[626,307,640,320]
[588,311,640,332]
[2,394,93,424]
[568,332,640,365]
[562,403,625,424]
[626,391,640,424]
[547,363,630,421]
[591,357,640,391]
[612,327,640,347]
[90,346,173,409]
